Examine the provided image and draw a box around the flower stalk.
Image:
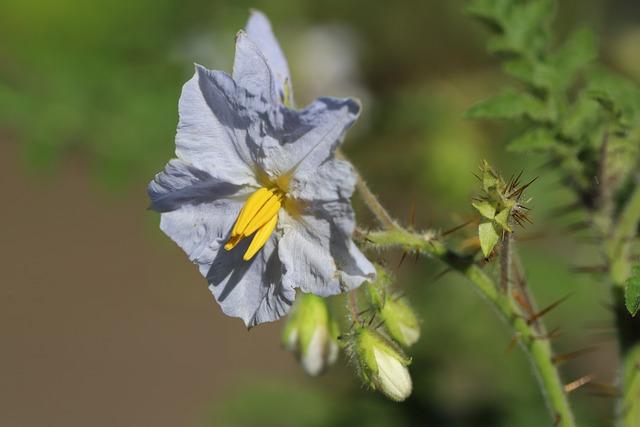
[605,184,640,427]
[366,226,576,427]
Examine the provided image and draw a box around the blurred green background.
[1,0,639,426]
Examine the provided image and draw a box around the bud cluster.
[281,267,420,402]
[341,266,420,401]
[472,160,533,257]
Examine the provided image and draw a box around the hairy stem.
[336,150,397,229]
[367,227,576,427]
[606,185,640,427]
[500,231,512,293]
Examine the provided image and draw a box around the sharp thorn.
[571,265,608,274]
[505,333,521,355]
[441,219,474,237]
[552,346,599,365]
[408,198,416,228]
[564,373,595,393]
[397,251,408,269]
[527,293,573,325]
[432,268,453,283]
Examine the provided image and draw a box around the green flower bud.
[349,327,412,401]
[282,293,339,376]
[380,297,420,347]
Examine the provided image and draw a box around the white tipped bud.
[380,298,420,347]
[373,347,413,401]
[282,293,339,376]
[366,268,420,347]
[349,328,413,401]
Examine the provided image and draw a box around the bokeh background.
[2,0,640,426]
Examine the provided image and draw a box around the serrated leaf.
[549,27,597,91]
[465,0,512,31]
[487,0,555,56]
[625,265,640,316]
[586,68,640,133]
[472,200,496,219]
[507,127,556,152]
[479,222,500,257]
[559,93,602,142]
[503,59,555,92]
[494,208,512,232]
[465,89,550,122]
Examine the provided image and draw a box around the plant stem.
[336,150,397,229]
[500,231,512,293]
[606,185,640,427]
[367,227,576,427]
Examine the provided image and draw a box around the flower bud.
[349,327,412,401]
[282,293,339,376]
[379,297,420,347]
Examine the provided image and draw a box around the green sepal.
[494,208,512,232]
[479,221,500,257]
[472,200,496,219]
[625,265,640,317]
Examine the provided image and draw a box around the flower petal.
[245,10,294,106]
[252,97,361,180]
[233,31,280,106]
[175,65,258,186]
[278,199,375,297]
[316,199,376,290]
[148,158,244,213]
[203,236,294,326]
[287,158,356,202]
[160,197,294,326]
[159,199,242,267]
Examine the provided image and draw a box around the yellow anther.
[243,213,278,261]
[225,186,283,259]
[229,187,272,238]
[243,192,282,236]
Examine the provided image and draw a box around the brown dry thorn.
[397,251,408,269]
[552,346,600,365]
[527,293,573,325]
[564,373,595,393]
[441,219,475,237]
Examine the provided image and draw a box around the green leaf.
[559,93,602,142]
[472,200,496,219]
[465,89,550,122]
[587,68,640,133]
[494,208,512,232]
[625,265,640,316]
[465,0,512,30]
[507,127,556,152]
[479,222,500,258]
[503,59,555,92]
[549,27,597,91]
[486,0,555,56]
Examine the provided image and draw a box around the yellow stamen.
[225,186,283,259]
[243,214,278,261]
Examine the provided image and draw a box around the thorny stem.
[365,227,576,427]
[605,184,640,427]
[336,150,397,230]
[348,291,361,323]
[500,231,512,294]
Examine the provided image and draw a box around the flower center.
[224,187,284,260]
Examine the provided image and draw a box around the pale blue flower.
[148,11,375,327]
